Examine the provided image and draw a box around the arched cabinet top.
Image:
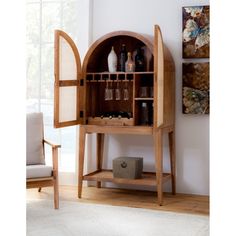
[82,30,154,73]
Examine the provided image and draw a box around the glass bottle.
[135,47,145,71]
[119,44,127,72]
[149,102,153,125]
[107,46,117,73]
[140,102,149,125]
[125,52,135,72]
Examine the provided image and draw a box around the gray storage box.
[113,157,143,179]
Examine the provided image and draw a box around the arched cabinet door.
[154,25,164,128]
[154,25,175,128]
[54,30,83,128]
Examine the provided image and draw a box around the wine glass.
[115,81,121,100]
[104,79,110,100]
[123,81,129,100]
[108,81,113,100]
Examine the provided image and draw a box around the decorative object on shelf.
[119,44,127,72]
[182,62,209,114]
[149,103,153,125]
[125,52,135,72]
[107,46,117,72]
[135,47,145,71]
[140,102,149,125]
[182,5,210,58]
[113,156,143,179]
[139,86,149,98]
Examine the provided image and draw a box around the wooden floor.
[27,185,209,215]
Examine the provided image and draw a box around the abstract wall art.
[182,6,210,58]
[182,62,209,114]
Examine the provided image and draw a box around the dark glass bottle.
[119,44,127,72]
[140,102,149,125]
[149,102,153,125]
[135,47,145,72]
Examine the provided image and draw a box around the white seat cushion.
[26,165,53,179]
[26,112,45,165]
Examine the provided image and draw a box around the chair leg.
[38,187,42,192]
[52,145,59,209]
[54,181,59,209]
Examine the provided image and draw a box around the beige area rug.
[27,199,209,236]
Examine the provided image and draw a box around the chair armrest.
[44,139,61,149]
[43,139,60,179]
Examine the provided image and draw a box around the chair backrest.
[26,112,45,165]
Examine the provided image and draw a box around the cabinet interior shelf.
[135,98,154,101]
[83,169,171,187]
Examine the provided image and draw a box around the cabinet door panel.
[154,25,164,128]
[59,37,77,81]
[54,30,82,128]
[59,86,77,122]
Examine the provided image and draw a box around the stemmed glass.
[115,81,121,100]
[104,79,110,100]
[123,81,129,101]
[109,81,113,100]
[104,79,113,100]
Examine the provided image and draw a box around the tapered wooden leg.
[38,187,42,192]
[154,129,163,206]
[168,130,176,195]
[96,133,105,188]
[78,126,86,198]
[52,147,59,209]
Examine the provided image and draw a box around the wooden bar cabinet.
[54,25,175,205]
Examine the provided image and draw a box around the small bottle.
[149,102,153,125]
[125,52,135,72]
[107,46,117,73]
[135,47,145,72]
[119,44,127,72]
[140,102,149,125]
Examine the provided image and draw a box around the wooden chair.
[26,112,61,209]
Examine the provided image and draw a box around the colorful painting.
[182,63,209,114]
[182,6,210,58]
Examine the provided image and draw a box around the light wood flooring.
[27,185,209,215]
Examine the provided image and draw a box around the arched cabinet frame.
[54,25,176,205]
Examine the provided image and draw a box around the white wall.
[85,0,209,195]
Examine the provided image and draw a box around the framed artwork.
[182,5,210,58]
[182,62,209,114]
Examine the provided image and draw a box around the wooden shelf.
[135,98,154,101]
[87,117,134,126]
[83,170,171,187]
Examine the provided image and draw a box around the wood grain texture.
[83,170,171,186]
[78,126,86,198]
[96,133,105,188]
[54,30,82,128]
[27,186,209,215]
[54,26,176,206]
[26,141,60,209]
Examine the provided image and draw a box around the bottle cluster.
[107,44,145,73]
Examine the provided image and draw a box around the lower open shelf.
[83,170,171,187]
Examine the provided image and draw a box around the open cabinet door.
[154,25,164,128]
[54,30,83,128]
